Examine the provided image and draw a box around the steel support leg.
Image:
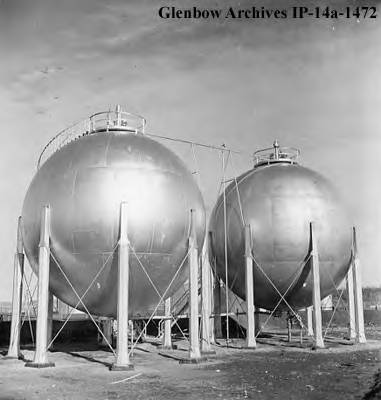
[188,209,201,360]
[26,205,55,368]
[57,299,68,320]
[100,318,113,347]
[287,316,292,342]
[307,306,314,336]
[245,225,256,348]
[47,292,53,349]
[162,297,172,350]
[208,248,215,345]
[201,242,214,354]
[213,275,223,339]
[207,233,216,344]
[111,202,133,370]
[346,266,356,340]
[254,309,261,336]
[352,227,366,344]
[310,222,324,349]
[6,216,25,360]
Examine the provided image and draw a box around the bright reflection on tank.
[209,141,352,311]
[22,106,206,317]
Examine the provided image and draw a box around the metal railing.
[37,106,146,169]
[253,140,300,167]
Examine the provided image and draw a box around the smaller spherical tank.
[209,142,352,311]
[22,109,206,317]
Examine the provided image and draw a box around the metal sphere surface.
[209,162,352,310]
[22,131,206,317]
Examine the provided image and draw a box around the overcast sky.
[0,0,380,301]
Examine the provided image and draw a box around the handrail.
[37,106,146,169]
[253,140,300,167]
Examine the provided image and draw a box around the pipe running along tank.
[22,106,206,317]
[209,141,352,311]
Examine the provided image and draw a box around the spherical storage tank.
[209,141,352,311]
[22,107,206,317]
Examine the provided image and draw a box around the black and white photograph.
[0,0,380,399]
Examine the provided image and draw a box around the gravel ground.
[0,333,380,400]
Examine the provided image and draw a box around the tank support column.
[310,222,324,349]
[111,202,134,370]
[26,205,55,368]
[245,225,256,348]
[287,315,292,342]
[162,297,172,350]
[99,318,113,347]
[207,233,216,345]
[208,263,216,345]
[352,227,366,344]
[47,292,54,349]
[201,241,214,354]
[306,306,314,336]
[6,217,25,360]
[213,275,223,339]
[187,209,202,361]
[254,309,261,336]
[57,299,68,320]
[346,266,356,340]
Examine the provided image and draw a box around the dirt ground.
[1,332,381,400]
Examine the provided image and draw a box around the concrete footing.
[109,363,134,371]
[179,356,208,364]
[160,345,177,351]
[25,362,56,369]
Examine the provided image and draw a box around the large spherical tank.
[209,158,352,311]
[22,130,206,317]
